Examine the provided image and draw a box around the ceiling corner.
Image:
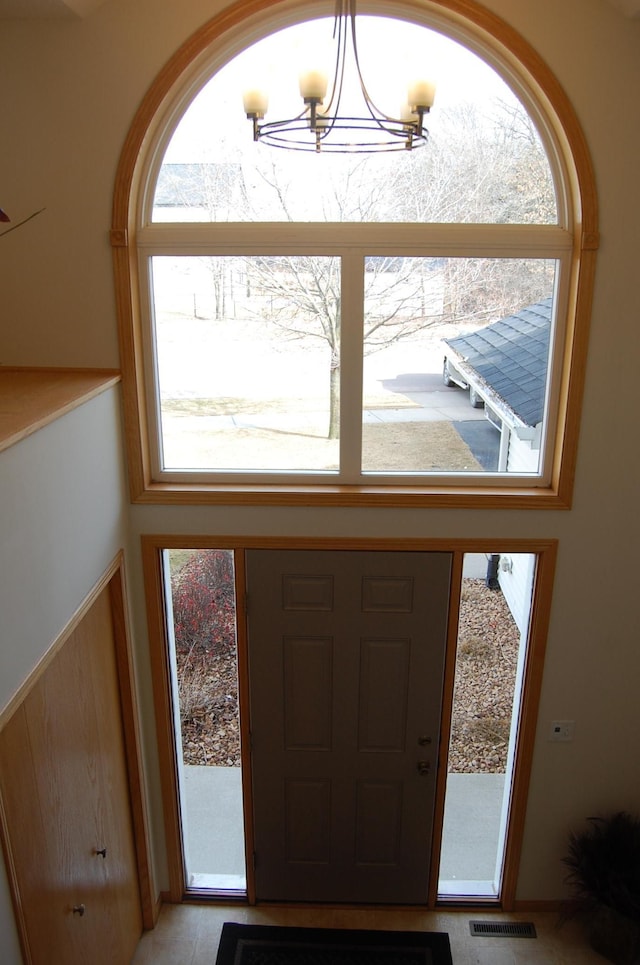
[61,0,108,15]
[606,0,640,18]
[0,0,108,19]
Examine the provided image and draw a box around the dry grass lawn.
[162,418,482,472]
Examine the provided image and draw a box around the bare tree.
[155,161,242,319]
[156,99,556,437]
[242,157,443,438]
[383,99,556,324]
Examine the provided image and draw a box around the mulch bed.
[177,577,518,774]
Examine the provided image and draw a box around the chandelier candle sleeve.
[400,104,419,123]
[243,88,269,116]
[314,107,331,130]
[408,79,436,110]
[299,69,329,101]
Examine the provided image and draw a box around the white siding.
[498,554,536,636]
[506,431,540,474]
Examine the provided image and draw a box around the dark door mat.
[215,922,453,965]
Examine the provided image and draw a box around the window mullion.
[339,252,365,482]
[138,222,572,257]
[139,254,166,478]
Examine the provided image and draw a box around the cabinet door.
[0,586,141,965]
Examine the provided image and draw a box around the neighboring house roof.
[443,297,552,427]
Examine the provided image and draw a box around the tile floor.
[131,901,606,964]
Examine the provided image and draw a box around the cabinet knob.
[72,904,86,917]
[95,847,107,858]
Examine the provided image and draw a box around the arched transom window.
[113,0,597,506]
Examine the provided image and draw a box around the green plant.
[563,812,640,964]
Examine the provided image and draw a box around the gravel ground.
[448,579,519,773]
[178,577,519,774]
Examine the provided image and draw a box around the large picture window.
[150,253,559,481]
[115,0,597,505]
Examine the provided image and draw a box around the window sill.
[131,478,571,509]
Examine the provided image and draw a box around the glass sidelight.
[438,551,536,899]
[162,548,246,893]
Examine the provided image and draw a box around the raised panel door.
[247,549,451,903]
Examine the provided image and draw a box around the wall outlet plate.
[549,720,575,741]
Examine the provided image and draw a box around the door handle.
[417,760,431,776]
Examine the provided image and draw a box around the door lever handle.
[417,760,431,776]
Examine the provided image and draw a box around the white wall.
[0,390,129,712]
[0,1,639,954]
[0,388,130,964]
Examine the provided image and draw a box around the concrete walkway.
[166,367,501,470]
[182,765,506,896]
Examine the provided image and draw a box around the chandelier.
[242,0,436,153]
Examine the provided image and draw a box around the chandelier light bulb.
[299,68,329,102]
[315,107,331,130]
[400,103,419,125]
[407,78,436,112]
[243,87,269,117]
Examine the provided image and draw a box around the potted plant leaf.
[0,205,45,237]
[562,811,640,964]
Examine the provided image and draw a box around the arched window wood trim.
[111,0,598,507]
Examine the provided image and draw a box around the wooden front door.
[246,549,451,904]
[0,586,142,965]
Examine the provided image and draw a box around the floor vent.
[469,920,537,939]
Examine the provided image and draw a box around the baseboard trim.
[513,899,561,912]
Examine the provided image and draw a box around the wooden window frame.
[111,0,598,508]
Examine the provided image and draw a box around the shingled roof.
[443,297,553,427]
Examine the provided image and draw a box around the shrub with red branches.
[170,550,235,656]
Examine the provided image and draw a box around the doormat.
[215,922,453,965]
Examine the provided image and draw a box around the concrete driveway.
[371,370,501,470]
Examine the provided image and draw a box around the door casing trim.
[141,535,557,909]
